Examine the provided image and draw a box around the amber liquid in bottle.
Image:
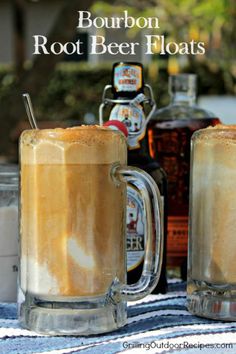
[148,75,220,279]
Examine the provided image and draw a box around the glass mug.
[0,165,18,302]
[187,125,236,321]
[18,126,163,335]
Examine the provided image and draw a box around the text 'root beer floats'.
[99,62,167,294]
[32,11,206,57]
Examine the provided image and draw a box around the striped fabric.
[0,280,236,354]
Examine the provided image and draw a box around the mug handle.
[112,164,163,301]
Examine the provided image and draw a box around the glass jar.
[0,164,19,302]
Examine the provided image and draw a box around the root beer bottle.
[100,62,167,293]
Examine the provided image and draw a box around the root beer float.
[19,97,163,335]
[20,126,127,298]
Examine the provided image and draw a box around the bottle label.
[127,185,145,271]
[167,216,188,258]
[127,187,165,273]
[114,64,142,92]
[110,103,146,149]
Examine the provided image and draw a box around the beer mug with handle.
[19,125,163,335]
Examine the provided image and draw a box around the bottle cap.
[103,120,128,138]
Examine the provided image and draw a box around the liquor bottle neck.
[171,92,196,106]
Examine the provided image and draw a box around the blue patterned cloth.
[0,280,236,354]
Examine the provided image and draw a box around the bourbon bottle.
[100,62,167,293]
[147,74,220,279]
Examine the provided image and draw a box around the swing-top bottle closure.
[99,62,156,150]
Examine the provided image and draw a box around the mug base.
[19,294,127,335]
[187,290,236,321]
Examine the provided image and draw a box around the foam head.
[20,125,127,165]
